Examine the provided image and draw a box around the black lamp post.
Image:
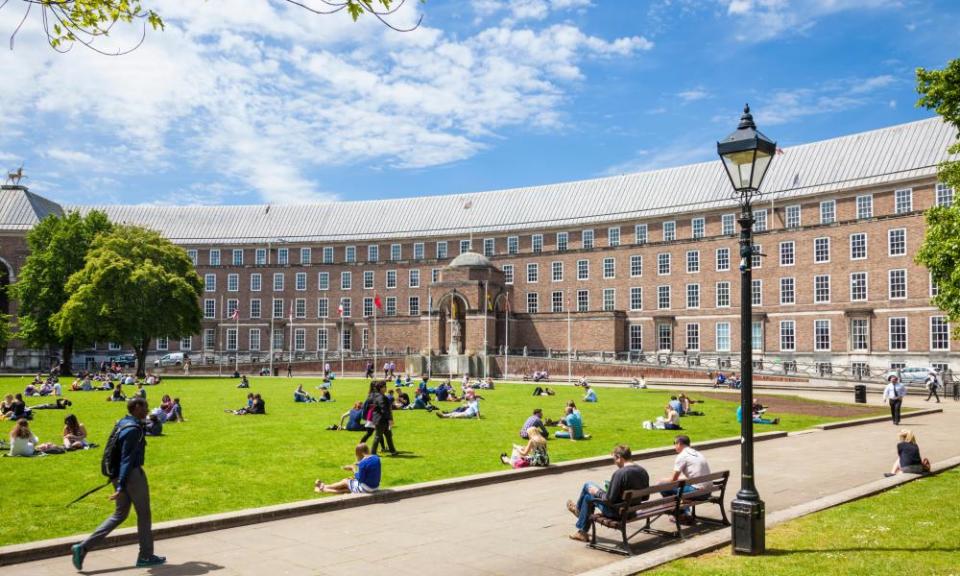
[717,104,777,556]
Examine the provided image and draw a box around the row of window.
[189,186,954,267]
[204,269,428,292]
[625,316,951,353]
[203,296,423,319]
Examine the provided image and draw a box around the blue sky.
[0,0,958,207]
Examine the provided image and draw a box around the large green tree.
[0,313,13,368]
[53,225,203,378]
[916,58,960,336]
[4,0,420,54]
[10,210,113,375]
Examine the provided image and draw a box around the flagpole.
[567,289,572,386]
[427,286,432,379]
[373,291,378,375]
[483,278,488,379]
[235,310,240,375]
[504,297,509,380]
[288,303,294,367]
[322,312,326,373]
[269,314,274,377]
[219,294,224,377]
[340,304,345,377]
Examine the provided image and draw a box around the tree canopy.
[9,210,113,375]
[5,0,421,54]
[53,224,203,377]
[915,57,960,336]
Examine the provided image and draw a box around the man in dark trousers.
[566,444,649,542]
[72,397,165,570]
[370,380,398,456]
[882,374,907,425]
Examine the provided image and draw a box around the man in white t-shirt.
[661,435,711,523]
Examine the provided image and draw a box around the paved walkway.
[6,394,958,576]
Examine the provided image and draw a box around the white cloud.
[0,0,651,204]
[723,0,901,43]
[678,87,710,102]
[752,74,896,126]
[602,141,714,176]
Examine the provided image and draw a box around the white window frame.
[785,205,801,228]
[850,272,868,302]
[894,188,913,214]
[889,317,908,351]
[850,232,867,260]
[814,237,830,263]
[820,199,836,224]
[662,221,676,242]
[856,194,873,219]
[691,218,704,239]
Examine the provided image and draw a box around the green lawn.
[0,375,861,546]
[650,467,960,576]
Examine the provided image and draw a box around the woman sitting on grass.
[501,426,549,468]
[107,383,126,402]
[329,402,366,431]
[643,403,681,430]
[886,429,929,476]
[436,390,480,419]
[314,443,381,494]
[736,403,779,425]
[62,414,88,450]
[8,419,62,456]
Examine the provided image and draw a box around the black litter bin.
[854,384,867,404]
[953,382,959,401]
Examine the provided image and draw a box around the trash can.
[854,384,867,404]
[953,382,959,401]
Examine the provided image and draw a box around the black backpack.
[101,420,142,479]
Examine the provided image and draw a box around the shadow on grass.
[82,561,224,576]
[764,546,960,555]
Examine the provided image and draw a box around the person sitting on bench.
[566,444,649,542]
[314,443,381,494]
[659,435,711,524]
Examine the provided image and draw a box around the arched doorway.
[435,292,468,355]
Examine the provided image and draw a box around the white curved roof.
[447,251,493,268]
[55,116,959,245]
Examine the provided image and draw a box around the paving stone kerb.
[0,432,787,567]
[815,406,942,430]
[576,454,960,576]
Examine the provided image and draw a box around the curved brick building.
[0,117,957,377]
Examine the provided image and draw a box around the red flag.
[337,302,344,316]
[374,293,383,310]
[230,307,239,321]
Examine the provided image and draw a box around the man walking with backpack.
[72,397,165,570]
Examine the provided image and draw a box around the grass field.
[0,375,875,546]
[650,467,960,576]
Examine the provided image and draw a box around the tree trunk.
[134,340,150,379]
[61,338,74,376]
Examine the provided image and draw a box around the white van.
[154,352,185,367]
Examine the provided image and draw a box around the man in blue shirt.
[73,397,165,570]
[314,444,382,494]
[555,406,584,440]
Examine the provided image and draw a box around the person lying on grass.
[436,390,480,419]
[502,426,549,468]
[532,386,556,396]
[314,443,381,494]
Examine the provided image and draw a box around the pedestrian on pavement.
[72,397,165,570]
[924,370,941,403]
[882,374,907,425]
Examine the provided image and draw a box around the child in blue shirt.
[314,444,382,494]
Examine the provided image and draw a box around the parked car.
[109,354,137,367]
[883,366,939,387]
[154,352,185,367]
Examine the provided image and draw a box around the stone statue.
[450,317,462,354]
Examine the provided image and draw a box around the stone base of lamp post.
[731,497,765,554]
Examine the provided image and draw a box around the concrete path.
[5,394,958,576]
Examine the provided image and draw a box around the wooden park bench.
[587,471,730,555]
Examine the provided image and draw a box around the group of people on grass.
[642,393,706,430]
